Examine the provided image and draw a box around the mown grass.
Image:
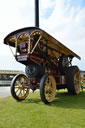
[0,89,85,128]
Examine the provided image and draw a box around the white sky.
[0,0,85,71]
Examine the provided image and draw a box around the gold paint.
[8,37,16,43]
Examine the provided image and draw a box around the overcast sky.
[0,0,85,71]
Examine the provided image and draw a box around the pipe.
[35,0,39,27]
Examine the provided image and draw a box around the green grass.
[0,89,85,128]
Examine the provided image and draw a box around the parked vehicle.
[4,27,81,104]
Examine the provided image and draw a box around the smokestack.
[35,0,39,27]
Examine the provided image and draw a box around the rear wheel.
[11,74,30,101]
[66,66,80,94]
[40,74,56,104]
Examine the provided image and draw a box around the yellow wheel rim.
[74,67,80,94]
[44,75,56,102]
[15,75,29,99]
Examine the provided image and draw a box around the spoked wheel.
[11,74,30,101]
[66,66,80,94]
[40,74,56,104]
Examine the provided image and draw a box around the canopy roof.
[4,27,81,60]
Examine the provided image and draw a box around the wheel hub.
[18,84,23,90]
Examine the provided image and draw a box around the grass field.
[0,89,85,128]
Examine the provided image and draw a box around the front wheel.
[40,74,56,104]
[11,74,30,101]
